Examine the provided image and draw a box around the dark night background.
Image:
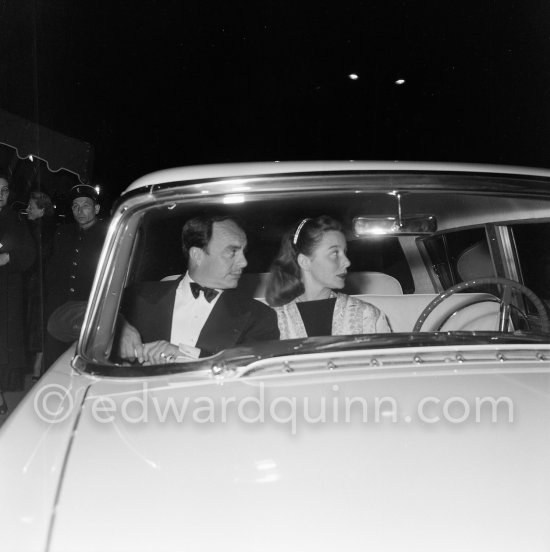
[1,0,550,202]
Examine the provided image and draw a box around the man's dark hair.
[181,215,242,261]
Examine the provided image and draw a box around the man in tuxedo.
[118,215,279,364]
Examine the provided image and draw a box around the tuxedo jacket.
[122,278,279,357]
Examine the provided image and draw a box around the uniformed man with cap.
[44,184,108,367]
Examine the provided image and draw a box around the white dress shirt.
[170,273,222,357]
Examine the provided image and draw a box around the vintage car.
[1,161,550,551]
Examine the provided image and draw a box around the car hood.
[45,361,550,551]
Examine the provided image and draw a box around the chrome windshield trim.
[83,334,550,379]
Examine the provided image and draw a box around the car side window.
[345,237,414,293]
[513,221,550,304]
[419,228,490,289]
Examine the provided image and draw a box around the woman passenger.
[265,215,391,338]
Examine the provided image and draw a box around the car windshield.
[75,169,550,376]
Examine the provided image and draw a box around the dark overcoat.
[44,220,107,367]
[45,220,108,316]
[0,207,36,388]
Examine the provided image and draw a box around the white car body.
[2,162,550,551]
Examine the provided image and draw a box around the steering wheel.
[413,277,550,333]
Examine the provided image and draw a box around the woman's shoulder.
[336,292,391,333]
[337,293,382,314]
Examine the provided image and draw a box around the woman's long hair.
[265,215,343,307]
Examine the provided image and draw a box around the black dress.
[296,298,337,336]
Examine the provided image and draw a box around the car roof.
[123,160,550,194]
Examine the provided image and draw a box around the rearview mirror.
[353,215,437,236]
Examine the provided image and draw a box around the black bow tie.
[190,282,219,303]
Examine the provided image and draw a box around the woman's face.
[301,230,350,292]
[27,199,44,220]
[0,178,9,210]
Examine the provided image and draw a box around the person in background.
[25,191,57,381]
[44,184,108,368]
[0,173,36,392]
[265,215,391,338]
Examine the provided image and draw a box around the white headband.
[292,218,311,246]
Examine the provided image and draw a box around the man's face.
[0,178,9,209]
[72,197,99,229]
[192,220,248,289]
